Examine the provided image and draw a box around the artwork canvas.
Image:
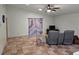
[0,14,6,25]
[28,18,43,37]
[2,15,5,23]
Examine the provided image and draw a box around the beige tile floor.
[3,36,79,55]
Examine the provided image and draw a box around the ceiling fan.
[47,4,60,12]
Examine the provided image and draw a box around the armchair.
[46,31,59,45]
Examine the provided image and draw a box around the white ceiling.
[6,4,79,16]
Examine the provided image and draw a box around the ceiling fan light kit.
[46,4,60,13]
[47,9,51,12]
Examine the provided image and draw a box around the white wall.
[6,6,54,38]
[6,5,79,38]
[54,13,79,36]
[0,5,6,54]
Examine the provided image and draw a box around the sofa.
[46,30,74,45]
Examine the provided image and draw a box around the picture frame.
[2,15,5,23]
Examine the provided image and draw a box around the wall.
[0,5,6,54]
[54,13,79,36]
[6,5,79,38]
[6,6,54,38]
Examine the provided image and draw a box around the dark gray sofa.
[46,30,74,45]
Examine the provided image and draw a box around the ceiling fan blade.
[52,9,56,11]
[53,7,60,9]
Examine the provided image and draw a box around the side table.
[73,35,79,44]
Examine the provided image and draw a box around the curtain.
[28,18,43,37]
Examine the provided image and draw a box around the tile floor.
[3,36,79,55]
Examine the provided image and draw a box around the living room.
[0,4,79,55]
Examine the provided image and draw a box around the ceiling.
[6,4,79,16]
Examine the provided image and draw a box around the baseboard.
[8,35,28,39]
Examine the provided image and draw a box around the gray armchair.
[46,31,59,45]
[63,30,74,45]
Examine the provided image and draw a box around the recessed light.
[38,8,42,11]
